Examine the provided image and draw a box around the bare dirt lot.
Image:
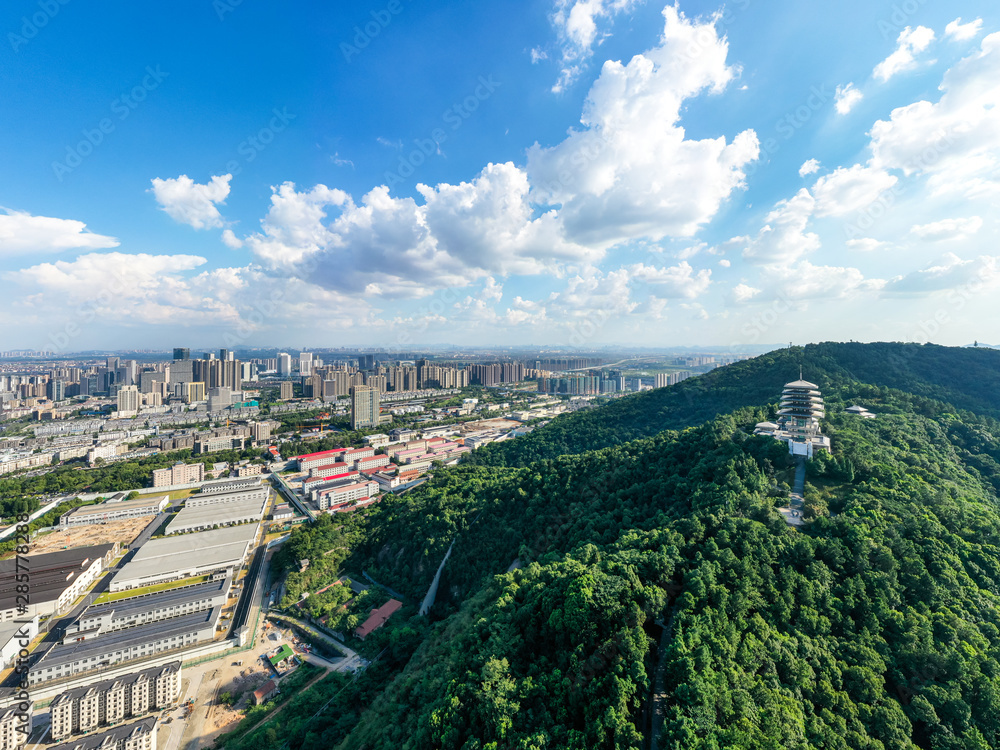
[29,516,155,553]
[457,418,521,433]
[168,620,303,750]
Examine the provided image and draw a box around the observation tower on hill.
[754,371,831,458]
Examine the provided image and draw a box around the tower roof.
[784,379,818,389]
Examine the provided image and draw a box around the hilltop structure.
[754,377,831,458]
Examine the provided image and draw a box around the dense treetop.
[210,343,1000,749]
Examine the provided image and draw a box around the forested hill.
[466,342,1000,468]
[217,344,1000,750]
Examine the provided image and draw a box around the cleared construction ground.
[29,516,156,555]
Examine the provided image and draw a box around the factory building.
[109,525,254,592]
[27,608,220,686]
[0,545,118,622]
[59,497,168,528]
[64,578,229,638]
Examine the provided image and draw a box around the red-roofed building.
[342,447,375,462]
[304,471,360,501]
[354,599,402,640]
[371,472,402,491]
[253,679,279,705]
[355,454,389,472]
[317,480,378,511]
[297,448,348,472]
[397,468,424,483]
[308,461,349,478]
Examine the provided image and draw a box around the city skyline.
[3,1,1000,351]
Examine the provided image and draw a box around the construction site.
[27,516,154,555]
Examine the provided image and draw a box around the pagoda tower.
[753,371,831,457]
[777,378,825,443]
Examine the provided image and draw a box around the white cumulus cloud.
[811,164,898,217]
[742,189,819,265]
[910,216,983,240]
[729,283,760,304]
[883,252,1000,294]
[149,174,233,230]
[834,83,863,114]
[528,5,759,247]
[0,209,119,256]
[873,25,935,82]
[945,17,983,42]
[798,158,820,177]
[870,33,1000,199]
[549,0,639,92]
[627,261,711,298]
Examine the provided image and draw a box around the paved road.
[779,456,807,527]
[648,607,678,749]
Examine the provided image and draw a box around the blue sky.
[2,0,999,353]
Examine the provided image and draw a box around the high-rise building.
[350,385,380,430]
[299,352,313,376]
[278,353,292,376]
[303,374,323,398]
[322,371,352,399]
[250,421,274,443]
[117,385,140,415]
[184,382,206,403]
[363,374,387,393]
[279,381,294,400]
[139,371,165,393]
[219,348,230,361]
[358,354,376,370]
[46,379,66,402]
[168,359,193,385]
[207,387,232,412]
[173,348,190,361]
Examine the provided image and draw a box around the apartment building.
[0,689,32,750]
[49,662,181,741]
[317,480,378,511]
[49,717,156,750]
[151,462,205,487]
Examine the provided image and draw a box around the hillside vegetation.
[465,342,1000,468]
[216,343,1000,749]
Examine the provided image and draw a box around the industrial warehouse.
[109,524,256,592]
[58,496,169,528]
[48,662,181,741]
[183,484,267,508]
[197,476,265,496]
[27,606,221,686]
[0,544,118,621]
[166,494,267,534]
[64,577,230,637]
